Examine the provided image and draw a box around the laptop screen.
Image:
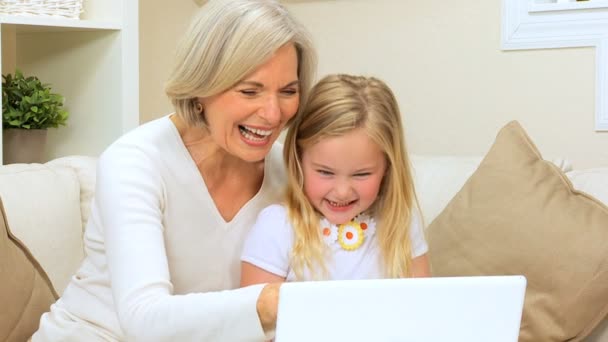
[275,275,526,342]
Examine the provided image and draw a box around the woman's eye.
[281,88,298,96]
[239,89,258,96]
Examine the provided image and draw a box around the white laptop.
[275,275,526,342]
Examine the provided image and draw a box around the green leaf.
[1,69,69,129]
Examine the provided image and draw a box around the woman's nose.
[258,95,281,124]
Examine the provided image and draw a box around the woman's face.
[199,44,300,163]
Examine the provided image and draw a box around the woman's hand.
[256,283,281,334]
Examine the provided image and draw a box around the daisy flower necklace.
[320,213,376,251]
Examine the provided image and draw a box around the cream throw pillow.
[426,121,608,342]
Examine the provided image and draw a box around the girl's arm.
[411,253,431,277]
[241,262,285,286]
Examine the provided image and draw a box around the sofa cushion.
[0,164,84,295]
[411,155,482,225]
[426,121,608,342]
[411,155,573,226]
[566,168,608,342]
[567,168,608,204]
[0,196,57,341]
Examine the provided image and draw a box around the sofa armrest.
[0,163,84,295]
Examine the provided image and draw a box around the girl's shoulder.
[257,204,290,225]
[249,204,294,245]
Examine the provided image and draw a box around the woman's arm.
[98,146,268,341]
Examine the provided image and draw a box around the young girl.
[241,74,430,284]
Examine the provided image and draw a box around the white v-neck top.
[38,116,286,341]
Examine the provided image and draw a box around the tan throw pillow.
[0,196,57,342]
[426,121,608,342]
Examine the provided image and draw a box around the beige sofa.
[1,151,607,341]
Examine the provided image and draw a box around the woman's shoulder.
[100,116,178,164]
[111,115,174,147]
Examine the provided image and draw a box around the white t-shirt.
[35,116,286,342]
[241,204,428,281]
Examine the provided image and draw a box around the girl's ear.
[383,158,391,175]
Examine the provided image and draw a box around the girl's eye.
[354,173,371,178]
[317,170,333,176]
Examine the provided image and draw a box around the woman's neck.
[170,114,264,189]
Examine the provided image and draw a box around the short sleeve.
[410,210,429,257]
[241,204,294,278]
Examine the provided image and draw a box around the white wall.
[140,0,607,168]
[139,0,197,121]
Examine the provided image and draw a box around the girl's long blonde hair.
[284,74,420,280]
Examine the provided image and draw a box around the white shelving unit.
[0,0,138,163]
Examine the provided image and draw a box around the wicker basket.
[0,0,83,19]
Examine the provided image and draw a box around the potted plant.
[2,69,69,164]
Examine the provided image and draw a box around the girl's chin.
[322,208,358,225]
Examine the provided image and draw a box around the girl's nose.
[334,178,352,198]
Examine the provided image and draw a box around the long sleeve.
[96,138,267,341]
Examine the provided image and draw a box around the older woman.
[32,0,316,341]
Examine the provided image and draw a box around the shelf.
[192,0,330,6]
[0,0,139,164]
[0,15,120,32]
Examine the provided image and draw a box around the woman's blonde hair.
[284,74,420,280]
[165,0,316,127]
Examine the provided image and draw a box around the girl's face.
[199,44,300,163]
[301,128,387,225]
